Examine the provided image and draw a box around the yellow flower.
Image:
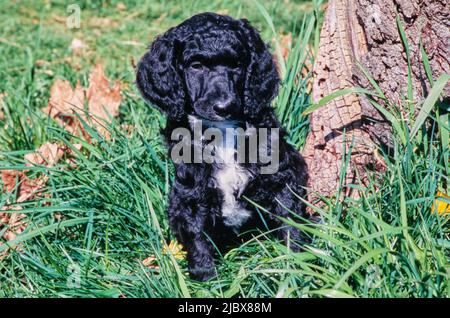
[432,191,450,215]
[141,240,186,269]
[162,240,186,260]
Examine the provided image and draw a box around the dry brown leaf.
[0,206,27,243]
[0,170,45,204]
[44,79,85,117]
[2,143,67,206]
[88,17,118,29]
[16,176,49,203]
[116,2,126,11]
[1,170,34,246]
[23,142,82,170]
[43,79,86,138]
[1,142,79,246]
[87,64,121,120]
[52,15,66,24]
[142,256,159,269]
[24,142,66,167]
[65,143,83,168]
[1,169,21,193]
[35,59,49,67]
[279,32,292,61]
[43,64,122,139]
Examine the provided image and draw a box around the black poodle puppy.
[136,12,309,281]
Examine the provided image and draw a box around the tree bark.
[303,0,449,200]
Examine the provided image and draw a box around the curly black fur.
[136,12,309,281]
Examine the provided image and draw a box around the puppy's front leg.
[170,218,217,281]
[273,186,310,252]
[168,198,217,281]
[184,234,216,281]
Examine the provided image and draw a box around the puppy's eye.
[190,62,203,70]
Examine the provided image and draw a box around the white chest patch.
[213,145,252,229]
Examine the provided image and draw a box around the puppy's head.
[136,12,280,123]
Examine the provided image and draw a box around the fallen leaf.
[44,79,85,116]
[1,169,21,193]
[88,17,118,29]
[142,256,159,269]
[1,169,45,204]
[87,64,121,120]
[24,142,66,167]
[42,79,86,138]
[52,15,66,24]
[16,176,48,203]
[0,206,27,242]
[65,143,83,167]
[1,142,79,246]
[278,32,292,61]
[43,64,122,139]
[35,59,49,67]
[3,143,68,206]
[1,170,37,246]
[116,2,126,11]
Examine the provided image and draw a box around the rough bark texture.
[356,0,449,103]
[303,0,449,200]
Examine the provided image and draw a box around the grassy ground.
[0,0,448,298]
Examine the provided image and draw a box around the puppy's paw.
[189,266,217,282]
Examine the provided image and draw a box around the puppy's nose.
[213,100,235,117]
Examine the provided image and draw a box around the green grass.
[0,0,448,298]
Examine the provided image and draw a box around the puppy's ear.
[136,34,186,121]
[239,19,280,120]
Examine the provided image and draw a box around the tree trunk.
[303,0,449,200]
